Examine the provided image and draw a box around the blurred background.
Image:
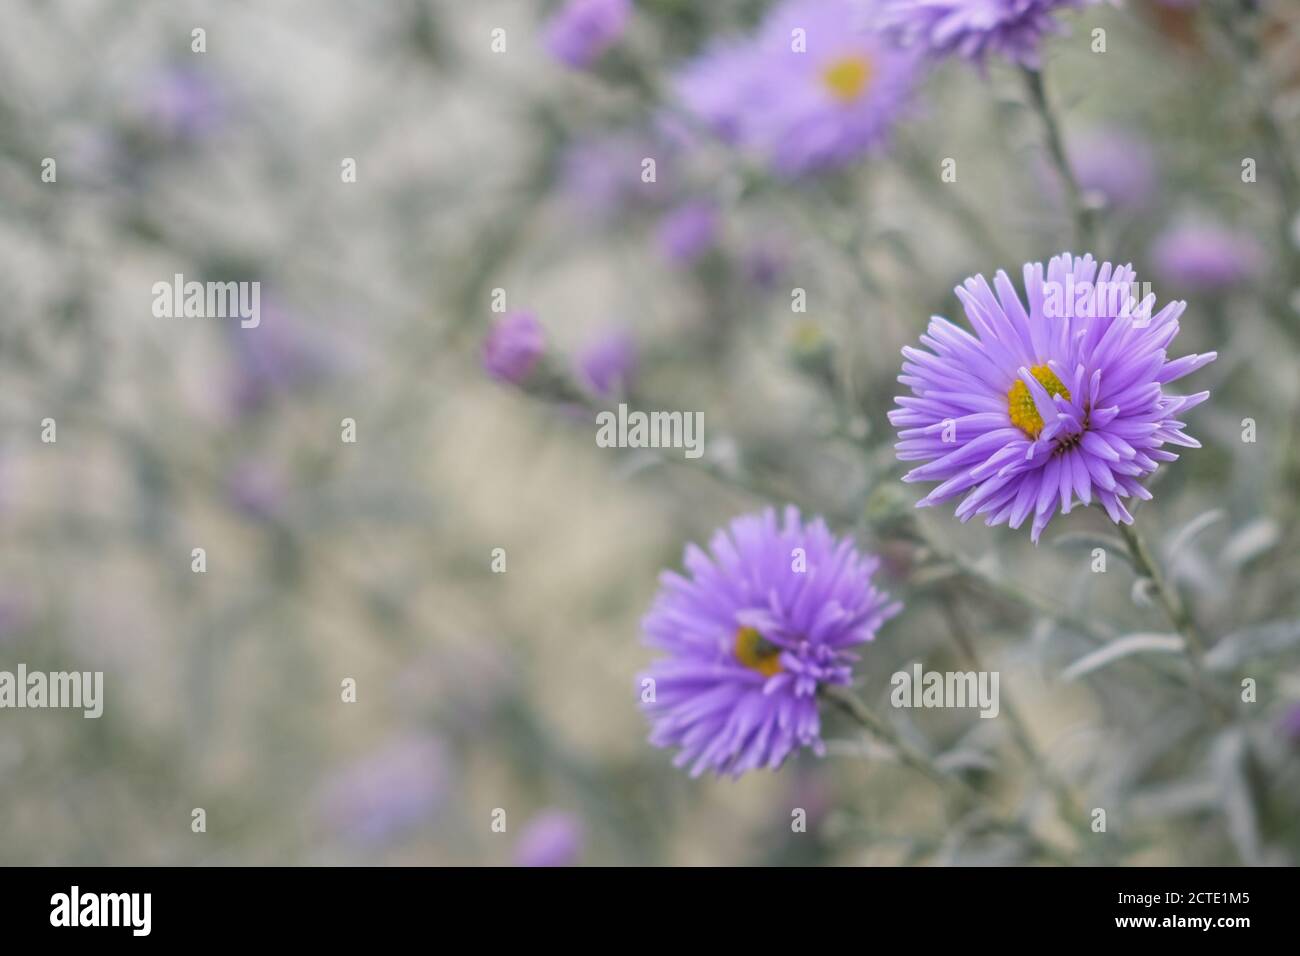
[0,0,1298,865]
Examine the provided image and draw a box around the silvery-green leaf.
[1061,634,1185,682]
[1051,531,1131,563]
[1219,518,1279,568]
[934,748,998,774]
[1212,729,1261,866]
[1204,620,1300,672]
[1164,509,1226,558]
[1127,778,1218,820]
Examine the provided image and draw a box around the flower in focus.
[514,811,585,867]
[317,736,447,846]
[881,0,1096,69]
[575,326,637,399]
[1149,221,1265,293]
[656,200,720,266]
[483,311,545,385]
[1069,127,1158,211]
[675,0,920,177]
[890,253,1216,542]
[640,506,901,778]
[543,0,632,69]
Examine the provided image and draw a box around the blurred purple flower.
[514,811,585,867]
[560,134,664,221]
[890,253,1215,542]
[677,0,919,177]
[544,0,632,69]
[742,242,787,289]
[1150,221,1265,293]
[318,736,447,845]
[483,311,545,384]
[881,0,1097,69]
[575,326,637,399]
[1070,127,1158,210]
[640,506,901,778]
[0,595,28,646]
[1279,704,1300,746]
[139,66,225,141]
[225,459,287,523]
[227,303,330,416]
[657,200,719,266]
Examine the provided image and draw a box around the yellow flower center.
[821,55,873,103]
[734,626,783,677]
[1007,364,1071,438]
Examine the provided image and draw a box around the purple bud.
[543,0,632,70]
[657,201,719,267]
[575,326,637,399]
[514,811,584,867]
[483,311,545,385]
[1150,221,1265,292]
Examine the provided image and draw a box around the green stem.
[1021,67,1097,253]
[938,600,1089,840]
[824,685,977,804]
[1116,520,1229,721]
[823,685,1075,864]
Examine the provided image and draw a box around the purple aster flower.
[225,458,287,523]
[640,506,901,778]
[226,302,330,416]
[675,0,920,177]
[657,200,720,266]
[560,133,665,221]
[139,66,225,142]
[514,811,585,867]
[742,241,788,290]
[1149,221,1265,293]
[1279,703,1300,747]
[317,736,447,846]
[881,0,1096,70]
[483,311,545,384]
[543,0,632,69]
[890,254,1216,542]
[575,326,637,399]
[1069,127,1158,211]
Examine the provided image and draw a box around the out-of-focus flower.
[640,506,901,778]
[656,200,720,266]
[742,242,787,289]
[138,66,225,142]
[225,458,287,523]
[881,0,1096,69]
[1149,221,1265,293]
[514,811,585,866]
[676,0,920,177]
[543,0,632,69]
[1069,127,1158,210]
[1279,703,1300,746]
[227,303,330,416]
[559,133,666,222]
[483,311,546,385]
[575,326,637,399]
[317,736,447,846]
[889,253,1215,542]
[0,595,28,646]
